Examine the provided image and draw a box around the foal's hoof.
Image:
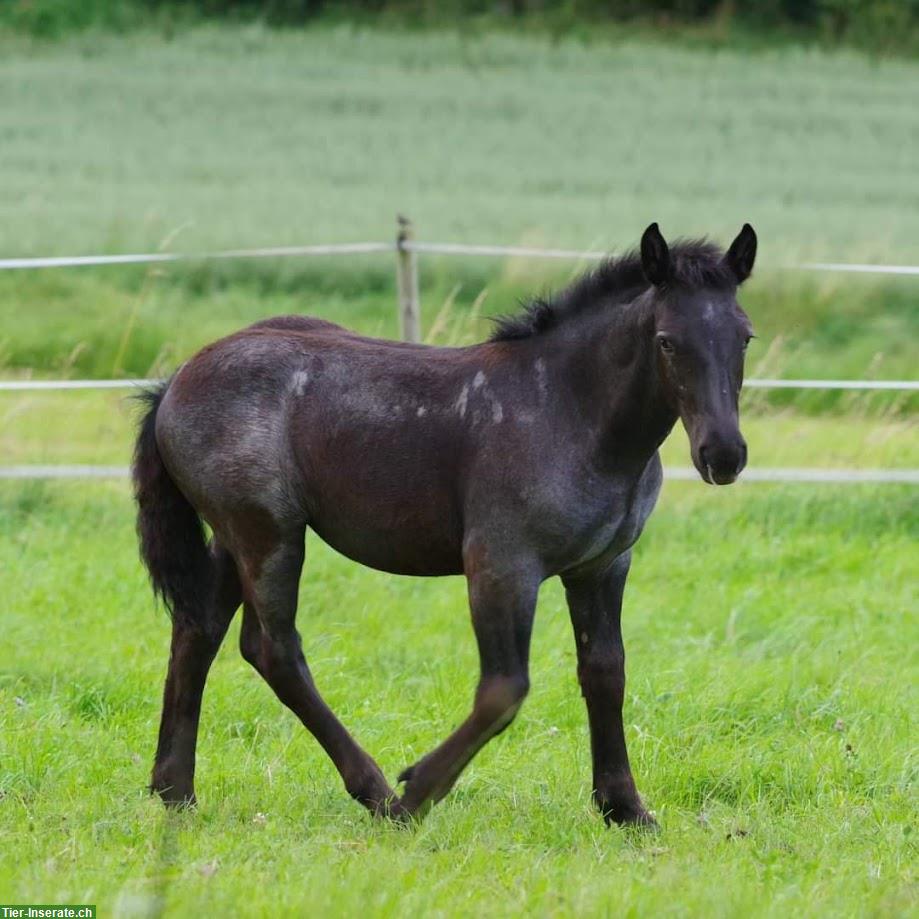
[370,794,408,822]
[395,763,435,822]
[151,783,197,809]
[397,763,417,785]
[347,766,406,822]
[603,805,658,830]
[595,789,658,830]
[150,753,197,808]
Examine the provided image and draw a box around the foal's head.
[641,222,757,485]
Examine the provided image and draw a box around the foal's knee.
[476,673,529,731]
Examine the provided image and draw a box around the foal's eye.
[658,336,675,355]
[742,335,754,351]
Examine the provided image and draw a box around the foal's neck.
[556,294,678,469]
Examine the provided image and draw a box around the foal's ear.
[724,223,757,284]
[640,222,671,287]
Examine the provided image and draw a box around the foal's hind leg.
[151,541,241,806]
[237,534,401,818]
[398,548,541,818]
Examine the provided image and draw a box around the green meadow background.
[0,19,916,919]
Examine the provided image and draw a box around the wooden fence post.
[396,214,421,343]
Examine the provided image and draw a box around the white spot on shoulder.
[417,406,427,417]
[473,370,486,388]
[491,401,503,423]
[455,384,469,418]
[290,369,310,396]
[703,301,716,321]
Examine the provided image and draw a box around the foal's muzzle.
[695,436,747,486]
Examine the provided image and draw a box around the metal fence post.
[396,214,421,343]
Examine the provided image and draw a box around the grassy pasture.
[1,23,917,918]
[0,481,916,916]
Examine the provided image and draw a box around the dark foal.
[133,222,756,826]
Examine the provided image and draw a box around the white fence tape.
[1,378,916,393]
[3,239,919,276]
[0,465,129,479]
[404,242,608,260]
[0,379,152,391]
[668,467,919,484]
[0,242,394,271]
[796,262,919,277]
[742,379,919,391]
[1,464,916,484]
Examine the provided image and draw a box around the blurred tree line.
[3,0,917,51]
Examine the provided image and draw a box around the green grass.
[0,481,915,916]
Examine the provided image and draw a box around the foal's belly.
[304,467,466,577]
[309,515,465,577]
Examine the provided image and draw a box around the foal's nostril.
[736,441,748,473]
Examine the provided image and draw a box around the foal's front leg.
[398,549,541,818]
[562,551,655,827]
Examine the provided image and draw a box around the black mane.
[490,239,735,342]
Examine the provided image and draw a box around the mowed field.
[0,23,917,919]
[2,26,919,260]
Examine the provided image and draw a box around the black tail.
[133,382,212,627]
